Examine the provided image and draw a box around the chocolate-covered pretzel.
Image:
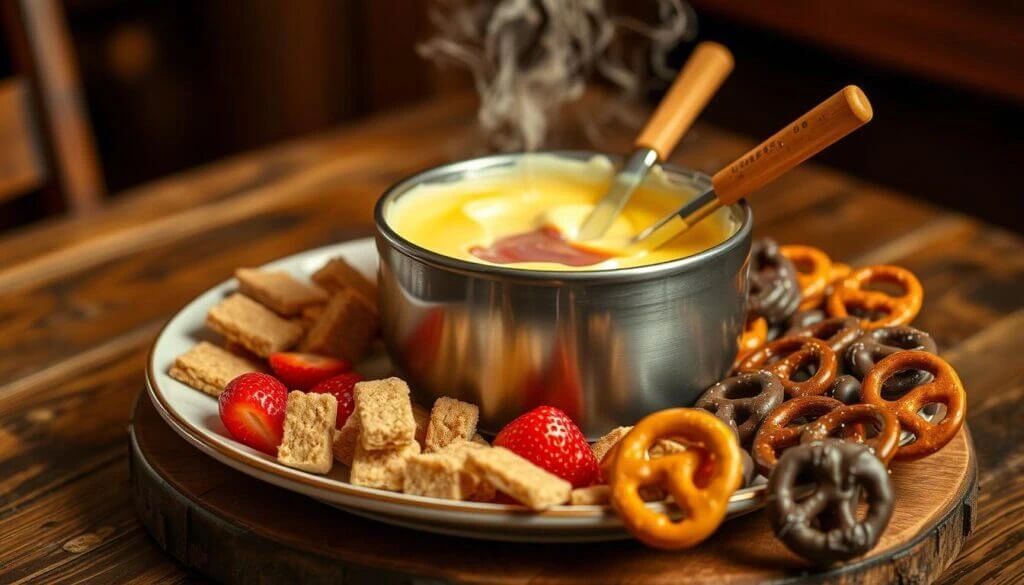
[787,316,863,356]
[767,440,894,566]
[748,239,802,326]
[848,325,938,394]
[694,372,785,447]
[736,336,839,398]
[787,309,827,332]
[829,375,862,405]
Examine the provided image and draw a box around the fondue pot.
[374,151,752,438]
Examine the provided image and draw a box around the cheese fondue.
[386,154,737,271]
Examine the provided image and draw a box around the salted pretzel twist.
[608,408,743,550]
[799,403,901,467]
[828,262,852,285]
[736,336,839,397]
[751,395,850,477]
[735,316,768,366]
[780,245,832,311]
[861,350,966,460]
[827,265,923,329]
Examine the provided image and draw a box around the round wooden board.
[130,391,977,584]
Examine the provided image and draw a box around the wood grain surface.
[130,393,977,585]
[0,95,1021,584]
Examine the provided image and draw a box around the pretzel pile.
[600,239,967,566]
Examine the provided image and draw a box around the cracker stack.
[345,378,422,490]
[170,260,377,398]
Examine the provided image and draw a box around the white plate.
[146,238,768,542]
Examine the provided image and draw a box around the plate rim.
[146,238,766,521]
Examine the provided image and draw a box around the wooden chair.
[0,0,103,214]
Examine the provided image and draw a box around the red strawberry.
[309,372,363,428]
[218,372,289,455]
[493,406,599,488]
[268,352,351,390]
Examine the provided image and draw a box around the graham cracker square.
[465,447,570,510]
[299,289,378,362]
[169,341,265,396]
[332,412,360,466]
[354,378,416,450]
[206,293,304,357]
[312,258,377,311]
[590,426,632,463]
[350,440,421,491]
[277,391,338,474]
[235,268,328,316]
[425,397,479,452]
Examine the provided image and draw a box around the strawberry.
[268,352,351,390]
[309,372,363,428]
[218,372,289,455]
[493,406,599,488]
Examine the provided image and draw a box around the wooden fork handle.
[635,41,734,160]
[712,86,873,205]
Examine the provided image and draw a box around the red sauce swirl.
[470,226,612,267]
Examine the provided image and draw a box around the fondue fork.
[576,41,734,241]
[630,85,874,250]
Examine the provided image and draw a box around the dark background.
[1,0,1021,232]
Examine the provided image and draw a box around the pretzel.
[827,265,923,329]
[751,395,850,477]
[848,325,937,394]
[780,245,832,311]
[736,336,838,398]
[694,372,785,447]
[747,239,802,326]
[829,374,862,405]
[786,316,863,356]
[767,440,894,566]
[861,350,966,460]
[828,262,852,285]
[608,408,743,550]
[799,403,901,466]
[735,316,768,365]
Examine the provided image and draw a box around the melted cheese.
[386,154,736,271]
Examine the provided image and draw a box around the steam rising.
[418,0,693,151]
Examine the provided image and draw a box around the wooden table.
[0,95,1021,583]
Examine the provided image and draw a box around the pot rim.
[374,150,753,284]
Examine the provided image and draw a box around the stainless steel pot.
[374,152,752,438]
